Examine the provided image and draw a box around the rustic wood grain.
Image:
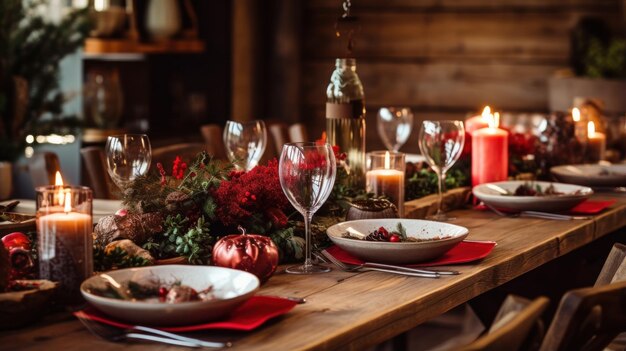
[595,243,626,286]
[2,194,626,350]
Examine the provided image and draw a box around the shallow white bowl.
[326,219,469,264]
[81,265,259,326]
[472,181,593,212]
[551,164,626,188]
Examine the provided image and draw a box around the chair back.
[459,296,549,351]
[540,280,626,351]
[28,152,61,187]
[595,243,626,286]
[289,123,308,143]
[200,124,227,160]
[152,143,206,167]
[80,147,116,199]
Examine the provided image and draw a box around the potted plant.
[0,0,90,199]
[548,17,626,116]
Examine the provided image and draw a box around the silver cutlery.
[485,203,590,221]
[319,250,440,278]
[76,312,231,348]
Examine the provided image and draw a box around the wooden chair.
[28,152,61,187]
[458,295,549,351]
[595,243,626,286]
[268,122,289,156]
[80,147,116,199]
[539,280,626,351]
[200,124,227,160]
[289,123,307,143]
[151,143,207,167]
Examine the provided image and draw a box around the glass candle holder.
[366,151,405,217]
[36,185,93,304]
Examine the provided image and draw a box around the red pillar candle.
[465,106,491,134]
[471,117,508,186]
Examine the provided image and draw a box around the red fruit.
[2,232,30,250]
[389,234,401,242]
[378,227,390,238]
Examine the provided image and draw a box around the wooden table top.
[3,194,626,351]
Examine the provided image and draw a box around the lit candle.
[366,151,405,217]
[465,106,492,135]
[586,121,606,163]
[471,112,508,186]
[37,180,93,304]
[572,107,587,140]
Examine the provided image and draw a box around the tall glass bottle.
[326,58,366,188]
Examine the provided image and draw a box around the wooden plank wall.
[299,0,623,152]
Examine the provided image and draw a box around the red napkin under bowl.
[325,240,496,268]
[74,295,297,332]
[569,200,615,214]
[474,199,615,215]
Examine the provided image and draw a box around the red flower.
[172,156,187,180]
[157,162,167,185]
[213,159,288,228]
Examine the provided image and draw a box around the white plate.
[551,164,626,187]
[326,219,469,264]
[81,265,260,326]
[405,153,426,164]
[472,181,593,212]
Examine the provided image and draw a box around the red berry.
[159,286,168,297]
[378,227,389,238]
[389,234,401,242]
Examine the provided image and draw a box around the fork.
[316,250,458,276]
[484,203,590,221]
[76,312,231,348]
[319,250,440,278]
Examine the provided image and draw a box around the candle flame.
[481,106,491,121]
[55,171,63,186]
[384,151,390,169]
[493,112,500,129]
[588,121,595,137]
[572,108,580,122]
[63,192,71,213]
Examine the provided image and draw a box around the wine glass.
[105,134,152,190]
[279,142,337,274]
[223,120,267,171]
[377,107,414,151]
[418,120,465,221]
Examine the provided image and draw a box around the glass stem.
[303,211,313,267]
[437,170,445,215]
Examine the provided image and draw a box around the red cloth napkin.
[569,200,615,214]
[74,296,297,332]
[325,240,496,267]
[474,199,615,215]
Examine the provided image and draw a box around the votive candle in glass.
[366,151,405,217]
[36,185,93,304]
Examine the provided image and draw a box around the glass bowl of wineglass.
[279,142,337,274]
[418,121,465,221]
[105,134,152,191]
[377,107,414,152]
[223,120,267,171]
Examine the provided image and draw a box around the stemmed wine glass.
[105,134,152,190]
[377,107,414,152]
[223,120,267,171]
[279,142,337,274]
[418,120,465,221]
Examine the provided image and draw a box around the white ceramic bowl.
[472,181,593,212]
[326,219,469,264]
[551,164,626,187]
[81,265,259,326]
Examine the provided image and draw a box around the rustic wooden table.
[3,194,626,351]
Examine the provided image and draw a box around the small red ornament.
[212,226,279,283]
[1,232,34,280]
